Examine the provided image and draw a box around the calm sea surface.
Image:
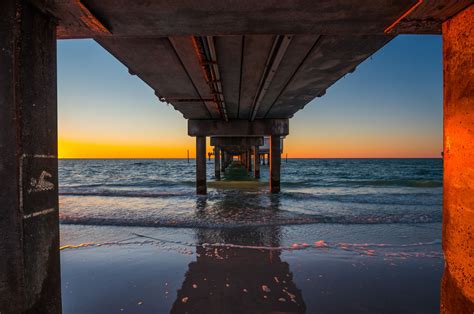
[59,158,444,313]
[59,158,442,228]
[59,158,444,256]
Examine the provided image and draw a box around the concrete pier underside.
[0,0,473,313]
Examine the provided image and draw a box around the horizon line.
[58,157,443,160]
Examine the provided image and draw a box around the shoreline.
[60,224,443,314]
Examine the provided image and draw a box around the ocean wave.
[61,178,442,191]
[282,179,442,188]
[283,191,442,206]
[61,179,195,189]
[59,190,191,198]
[59,188,442,207]
[342,179,442,188]
[59,212,441,229]
[59,233,442,260]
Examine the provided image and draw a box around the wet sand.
[60,224,443,313]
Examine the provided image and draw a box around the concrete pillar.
[220,150,226,172]
[0,1,61,312]
[214,147,221,180]
[196,136,207,194]
[441,6,474,313]
[247,150,252,172]
[254,146,260,178]
[270,136,281,193]
[226,153,231,168]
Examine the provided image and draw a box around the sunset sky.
[58,35,442,158]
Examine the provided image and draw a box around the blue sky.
[57,35,443,158]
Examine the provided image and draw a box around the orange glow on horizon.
[284,135,442,158]
[58,138,208,159]
[59,136,441,159]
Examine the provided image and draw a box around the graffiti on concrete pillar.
[20,154,58,219]
[27,170,55,194]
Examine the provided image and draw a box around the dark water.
[59,158,444,313]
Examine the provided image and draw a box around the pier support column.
[270,136,281,193]
[226,153,232,168]
[254,146,260,179]
[0,1,61,312]
[214,147,221,180]
[220,150,226,172]
[247,150,252,172]
[441,5,474,313]
[196,136,207,194]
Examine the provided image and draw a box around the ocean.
[59,158,444,313]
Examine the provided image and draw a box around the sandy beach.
[60,223,443,314]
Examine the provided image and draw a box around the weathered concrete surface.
[39,0,470,38]
[196,136,207,194]
[270,136,282,193]
[97,37,215,120]
[189,119,289,137]
[210,137,263,147]
[441,5,474,313]
[262,35,392,119]
[98,35,391,121]
[0,1,61,312]
[72,1,471,122]
[50,0,416,37]
[390,0,473,34]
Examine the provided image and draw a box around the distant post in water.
[270,136,281,193]
[187,149,189,163]
[196,136,207,194]
[254,146,260,179]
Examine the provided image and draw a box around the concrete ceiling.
[36,0,472,121]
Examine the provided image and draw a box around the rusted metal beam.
[192,36,229,121]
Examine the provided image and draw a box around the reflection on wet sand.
[171,227,306,314]
[173,195,304,313]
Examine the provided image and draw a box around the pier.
[0,1,473,312]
